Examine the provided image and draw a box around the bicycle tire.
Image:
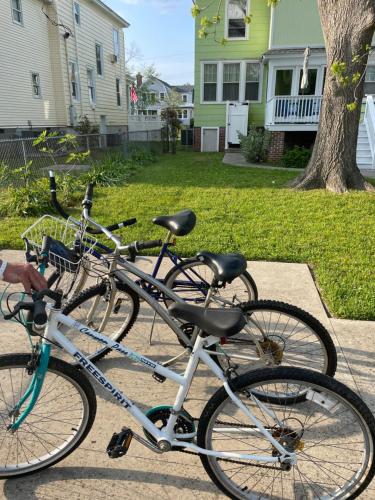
[0,353,96,479]
[197,366,375,499]
[212,300,337,379]
[62,280,140,364]
[164,258,258,308]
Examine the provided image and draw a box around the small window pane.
[275,69,293,96]
[74,3,80,25]
[96,44,103,75]
[245,63,260,101]
[227,0,247,38]
[364,82,375,95]
[87,69,95,104]
[203,64,217,101]
[299,68,317,95]
[366,66,375,82]
[12,0,23,24]
[113,29,120,62]
[70,62,79,100]
[31,73,41,97]
[116,78,121,106]
[223,63,240,101]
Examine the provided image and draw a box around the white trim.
[201,127,219,152]
[90,0,129,27]
[268,5,275,50]
[225,0,250,41]
[266,124,319,132]
[200,60,262,105]
[112,27,120,63]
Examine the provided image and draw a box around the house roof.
[171,84,194,93]
[262,47,326,59]
[89,0,130,28]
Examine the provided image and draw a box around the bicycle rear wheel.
[164,258,258,307]
[0,354,96,478]
[198,367,375,499]
[212,300,337,378]
[61,280,140,364]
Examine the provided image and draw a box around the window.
[150,92,156,103]
[203,63,217,101]
[182,94,187,103]
[148,110,157,116]
[183,109,188,119]
[116,78,121,106]
[113,29,120,62]
[365,66,375,95]
[159,92,165,101]
[245,63,260,101]
[223,63,240,101]
[299,68,317,96]
[69,62,79,100]
[87,69,95,104]
[275,69,293,96]
[95,43,103,76]
[74,2,80,25]
[31,73,41,98]
[227,0,247,39]
[11,0,23,24]
[177,110,183,119]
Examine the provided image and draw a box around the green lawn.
[1,151,375,320]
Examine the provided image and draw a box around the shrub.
[279,146,312,169]
[239,126,271,163]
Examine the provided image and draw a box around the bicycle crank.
[143,405,196,448]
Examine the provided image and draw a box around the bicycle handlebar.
[49,171,137,233]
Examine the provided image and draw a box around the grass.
[1,150,375,320]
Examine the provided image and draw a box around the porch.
[265,95,323,130]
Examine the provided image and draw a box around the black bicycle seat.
[153,209,196,236]
[196,252,247,284]
[168,302,245,338]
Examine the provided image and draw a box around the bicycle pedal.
[106,427,133,458]
[152,372,166,383]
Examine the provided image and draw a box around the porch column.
[267,131,285,163]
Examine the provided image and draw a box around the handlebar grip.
[107,218,137,232]
[33,300,47,328]
[41,235,52,255]
[136,239,163,251]
[49,170,56,191]
[85,183,94,203]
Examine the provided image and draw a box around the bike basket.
[21,215,98,278]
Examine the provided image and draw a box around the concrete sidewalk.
[0,250,374,499]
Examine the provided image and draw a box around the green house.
[194,0,375,167]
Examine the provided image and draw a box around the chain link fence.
[0,129,164,187]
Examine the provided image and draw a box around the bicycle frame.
[9,306,295,465]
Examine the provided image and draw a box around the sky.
[108,0,195,85]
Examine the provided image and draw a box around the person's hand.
[3,263,47,293]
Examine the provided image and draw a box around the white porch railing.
[363,95,375,167]
[266,95,323,125]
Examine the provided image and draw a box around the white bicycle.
[1,239,375,498]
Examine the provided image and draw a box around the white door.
[202,128,218,152]
[227,103,248,145]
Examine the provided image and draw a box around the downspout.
[71,0,83,118]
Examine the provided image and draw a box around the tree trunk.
[291,0,375,192]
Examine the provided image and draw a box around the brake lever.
[3,301,34,320]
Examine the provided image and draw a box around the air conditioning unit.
[110,54,118,64]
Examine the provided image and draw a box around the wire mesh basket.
[21,215,99,299]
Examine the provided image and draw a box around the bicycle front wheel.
[213,300,337,377]
[198,367,375,499]
[164,258,258,307]
[0,354,96,478]
[61,280,140,364]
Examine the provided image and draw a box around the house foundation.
[267,131,285,163]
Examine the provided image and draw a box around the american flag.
[130,84,138,103]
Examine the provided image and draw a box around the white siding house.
[0,0,129,137]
